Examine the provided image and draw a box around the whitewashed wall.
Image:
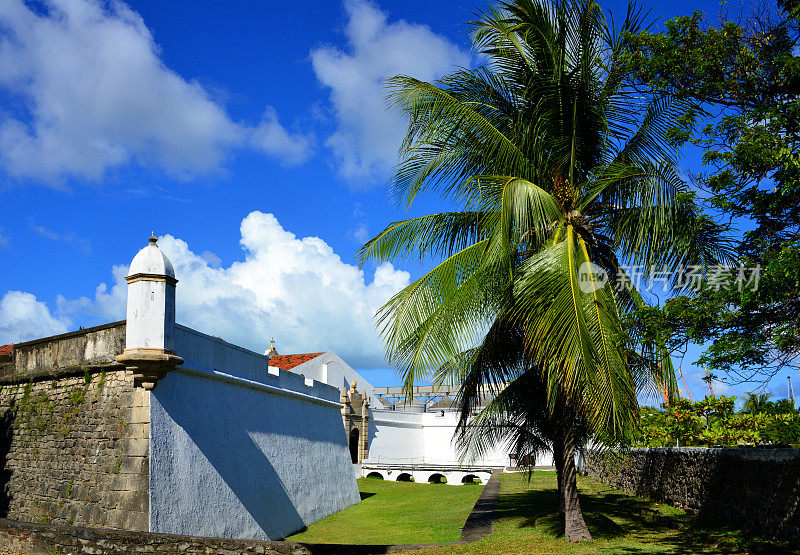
[149,327,360,541]
[367,409,554,467]
[368,411,427,463]
[289,351,376,405]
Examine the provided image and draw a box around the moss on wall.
[0,368,149,530]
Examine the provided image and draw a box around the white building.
[267,351,376,406]
[367,409,513,467]
[280,353,554,473]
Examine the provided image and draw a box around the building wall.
[290,352,376,405]
[149,329,360,541]
[368,410,426,463]
[366,409,543,467]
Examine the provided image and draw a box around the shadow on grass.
[359,491,376,501]
[495,484,799,555]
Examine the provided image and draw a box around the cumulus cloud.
[5,212,410,368]
[200,250,222,269]
[0,0,311,183]
[311,0,470,181]
[0,291,70,344]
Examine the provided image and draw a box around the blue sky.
[0,0,786,402]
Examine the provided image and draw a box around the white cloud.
[349,223,370,244]
[250,107,313,166]
[30,220,92,254]
[0,0,311,183]
[311,0,470,182]
[20,212,409,368]
[200,250,222,269]
[0,291,70,344]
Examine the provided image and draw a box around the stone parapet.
[8,322,126,377]
[584,447,800,541]
[0,518,313,554]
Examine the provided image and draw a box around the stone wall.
[8,321,125,378]
[0,321,149,531]
[584,447,800,541]
[0,368,149,530]
[0,518,314,554]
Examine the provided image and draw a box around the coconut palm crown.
[360,0,732,540]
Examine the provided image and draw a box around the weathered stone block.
[0,367,149,531]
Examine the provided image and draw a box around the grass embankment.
[287,477,483,545]
[290,473,798,554]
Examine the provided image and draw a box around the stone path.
[459,468,502,543]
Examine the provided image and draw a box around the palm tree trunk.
[557,401,592,542]
[552,422,565,516]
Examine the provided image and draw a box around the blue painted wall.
[149,331,360,540]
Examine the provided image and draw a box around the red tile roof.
[0,344,12,357]
[268,352,324,370]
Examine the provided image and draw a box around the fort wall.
[149,327,359,540]
[0,322,149,530]
[584,447,800,541]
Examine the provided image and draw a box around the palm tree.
[359,0,732,541]
[448,325,591,519]
[743,392,772,414]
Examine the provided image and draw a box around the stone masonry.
[0,322,149,531]
[584,447,800,542]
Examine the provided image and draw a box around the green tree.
[360,0,730,541]
[624,0,800,384]
[634,395,800,447]
[743,392,773,414]
[447,321,591,518]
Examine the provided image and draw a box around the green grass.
[286,476,483,544]
[417,472,799,555]
[289,472,799,554]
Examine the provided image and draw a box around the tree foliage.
[637,395,800,447]
[624,0,800,383]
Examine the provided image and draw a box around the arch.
[427,473,447,484]
[348,428,360,463]
[461,474,481,484]
[366,472,384,480]
[396,473,413,482]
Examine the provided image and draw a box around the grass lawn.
[289,472,798,554]
[286,477,484,544]
[417,472,799,555]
